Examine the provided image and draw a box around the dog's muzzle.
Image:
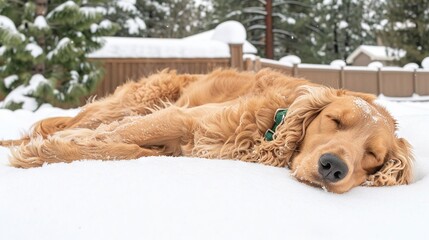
[318,153,349,182]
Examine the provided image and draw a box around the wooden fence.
[89,44,244,97]
[2,44,428,107]
[244,57,429,97]
[91,50,429,98]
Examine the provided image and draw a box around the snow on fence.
[244,57,429,97]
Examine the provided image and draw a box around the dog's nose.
[318,153,349,182]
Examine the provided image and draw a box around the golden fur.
[2,68,413,193]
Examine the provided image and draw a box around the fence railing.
[244,57,429,97]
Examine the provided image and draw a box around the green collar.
[264,108,288,141]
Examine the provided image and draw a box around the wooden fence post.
[229,44,243,70]
[254,57,261,71]
[377,68,382,95]
[244,58,254,71]
[293,64,298,77]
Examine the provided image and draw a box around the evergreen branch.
[272,1,310,8]
[273,28,295,37]
[248,24,266,31]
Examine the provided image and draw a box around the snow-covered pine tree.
[378,0,429,65]
[105,0,146,36]
[210,0,315,60]
[136,0,210,38]
[0,0,119,110]
[310,0,376,63]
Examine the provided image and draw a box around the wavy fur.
[4,68,413,193]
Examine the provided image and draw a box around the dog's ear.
[256,86,338,167]
[366,138,413,186]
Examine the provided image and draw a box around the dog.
[1,68,413,193]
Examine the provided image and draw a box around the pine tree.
[0,0,119,110]
[309,0,376,64]
[136,0,209,38]
[209,0,315,60]
[379,0,429,65]
[105,0,146,36]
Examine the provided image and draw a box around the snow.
[4,75,18,88]
[90,23,98,33]
[347,45,406,64]
[394,20,416,30]
[211,21,247,44]
[379,94,429,102]
[279,55,301,65]
[25,43,43,58]
[0,15,17,32]
[344,66,378,71]
[80,6,107,18]
[338,20,349,29]
[260,57,294,67]
[88,37,231,58]
[403,63,419,70]
[330,59,346,67]
[88,21,253,58]
[125,17,146,35]
[299,63,341,70]
[115,0,138,14]
[33,16,48,29]
[1,74,50,111]
[99,19,112,29]
[0,98,428,239]
[47,37,72,60]
[422,57,429,69]
[183,29,257,54]
[47,1,78,19]
[91,19,114,34]
[368,61,384,68]
[381,66,413,72]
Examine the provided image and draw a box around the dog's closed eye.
[326,115,342,129]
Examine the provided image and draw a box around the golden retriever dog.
[1,68,413,193]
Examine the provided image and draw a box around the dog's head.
[276,86,413,193]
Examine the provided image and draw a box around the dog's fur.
[2,68,413,193]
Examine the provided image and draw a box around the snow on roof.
[346,45,406,63]
[183,21,258,54]
[87,37,231,58]
[88,21,253,58]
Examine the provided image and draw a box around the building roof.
[346,45,406,64]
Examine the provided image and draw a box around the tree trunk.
[265,0,274,59]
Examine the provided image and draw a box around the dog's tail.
[31,116,73,138]
[0,116,73,147]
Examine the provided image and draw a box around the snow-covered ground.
[0,99,428,240]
